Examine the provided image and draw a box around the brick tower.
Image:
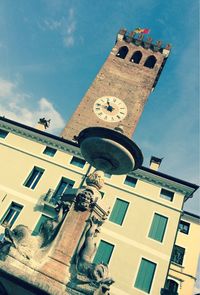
[61,29,171,141]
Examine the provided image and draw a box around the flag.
[134,28,150,34]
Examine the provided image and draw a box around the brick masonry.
[61,39,167,140]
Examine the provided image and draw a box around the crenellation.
[117,28,171,56]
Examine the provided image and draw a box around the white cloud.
[39,7,76,48]
[0,78,65,134]
[0,79,15,97]
[63,8,76,47]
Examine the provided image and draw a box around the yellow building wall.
[169,214,200,295]
[0,129,191,295]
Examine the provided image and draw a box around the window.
[144,55,157,69]
[51,177,75,204]
[171,245,185,265]
[124,175,137,187]
[100,191,105,198]
[43,146,57,157]
[179,220,190,235]
[160,188,174,202]
[104,173,112,178]
[93,240,114,265]
[116,46,129,59]
[0,202,23,228]
[109,198,129,225]
[134,258,156,293]
[70,156,86,168]
[0,129,9,139]
[165,279,179,293]
[32,214,52,236]
[130,51,142,64]
[23,167,44,189]
[148,213,168,242]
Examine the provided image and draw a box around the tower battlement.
[117,28,171,57]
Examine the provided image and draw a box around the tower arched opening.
[116,46,129,59]
[130,51,142,64]
[144,55,157,68]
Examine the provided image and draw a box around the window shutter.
[93,240,114,265]
[109,198,129,225]
[149,213,168,242]
[134,258,156,293]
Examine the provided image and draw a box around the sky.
[0,0,199,292]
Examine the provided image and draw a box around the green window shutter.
[134,258,156,293]
[148,213,168,242]
[32,215,52,236]
[109,198,129,225]
[93,240,114,265]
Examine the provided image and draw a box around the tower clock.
[61,29,170,140]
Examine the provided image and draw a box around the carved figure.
[79,217,100,263]
[39,200,71,247]
[0,200,71,261]
[38,117,51,129]
[0,225,39,260]
[86,170,105,191]
[75,189,96,211]
[75,216,114,291]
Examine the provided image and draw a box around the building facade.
[167,211,200,295]
[0,29,199,295]
[0,116,199,295]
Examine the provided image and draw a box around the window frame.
[124,175,137,188]
[165,278,179,293]
[0,202,23,228]
[23,166,44,190]
[93,240,114,265]
[0,129,9,139]
[32,214,53,236]
[171,245,185,266]
[51,177,75,204]
[148,212,168,243]
[70,156,86,168]
[160,188,174,202]
[109,197,129,226]
[104,173,112,179]
[134,257,157,293]
[179,220,190,235]
[43,146,57,157]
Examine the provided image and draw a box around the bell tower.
[61,29,171,141]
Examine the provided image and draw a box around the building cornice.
[0,116,199,198]
[0,116,81,157]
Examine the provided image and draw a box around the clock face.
[93,96,127,122]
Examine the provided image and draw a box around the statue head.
[86,170,105,191]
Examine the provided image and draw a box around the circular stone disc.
[78,127,143,175]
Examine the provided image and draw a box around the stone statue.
[86,170,105,190]
[75,170,105,211]
[40,200,71,247]
[0,200,71,261]
[74,215,114,292]
[0,225,40,261]
[75,188,96,211]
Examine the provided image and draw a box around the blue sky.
[0,1,199,210]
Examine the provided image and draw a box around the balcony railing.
[43,188,76,207]
[43,189,61,206]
